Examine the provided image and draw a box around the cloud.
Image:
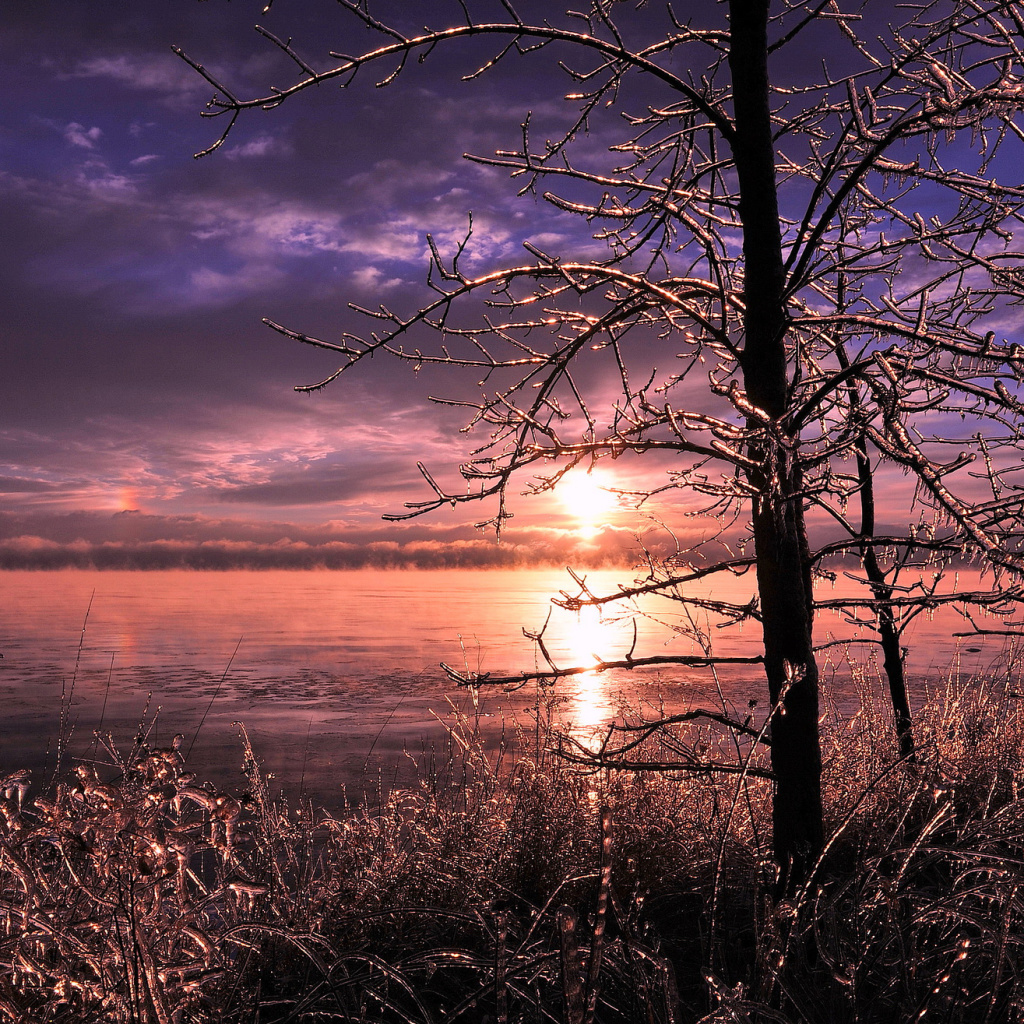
[0,476,59,493]
[63,122,102,149]
[0,397,468,521]
[4,82,604,320]
[76,159,137,196]
[0,510,649,570]
[210,458,414,505]
[186,263,286,305]
[67,54,214,107]
[186,196,350,258]
[224,134,292,161]
[350,265,405,291]
[334,207,516,267]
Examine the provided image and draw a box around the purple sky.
[2,2,677,568]
[3,3,1020,570]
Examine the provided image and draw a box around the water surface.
[0,568,1007,806]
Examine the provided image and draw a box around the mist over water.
[0,568,1008,807]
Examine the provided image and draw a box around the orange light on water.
[564,604,613,730]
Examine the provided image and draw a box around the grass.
[1,667,1024,1022]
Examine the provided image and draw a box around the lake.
[0,568,1010,807]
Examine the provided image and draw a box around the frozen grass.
[1,671,1024,1022]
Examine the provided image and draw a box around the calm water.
[0,568,1008,806]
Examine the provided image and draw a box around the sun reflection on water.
[561,604,616,731]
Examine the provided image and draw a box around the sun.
[558,469,618,526]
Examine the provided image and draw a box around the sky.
[2,1,685,569]
[3,2,1020,572]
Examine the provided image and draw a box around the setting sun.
[557,469,618,526]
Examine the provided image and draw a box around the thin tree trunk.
[836,342,916,760]
[728,0,824,886]
[854,443,916,761]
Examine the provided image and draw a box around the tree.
[180,0,1024,886]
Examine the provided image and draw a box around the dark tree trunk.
[728,0,824,886]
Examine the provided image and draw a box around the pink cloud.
[63,122,102,149]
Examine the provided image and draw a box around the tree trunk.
[728,0,824,886]
[836,342,916,761]
[854,443,916,762]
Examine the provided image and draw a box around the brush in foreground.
[0,678,1022,1021]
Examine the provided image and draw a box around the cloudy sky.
[5,2,1018,571]
[3,1,691,568]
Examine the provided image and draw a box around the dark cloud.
[210,458,414,505]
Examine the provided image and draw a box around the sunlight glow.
[558,469,618,533]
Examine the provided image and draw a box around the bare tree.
[180,0,1024,885]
